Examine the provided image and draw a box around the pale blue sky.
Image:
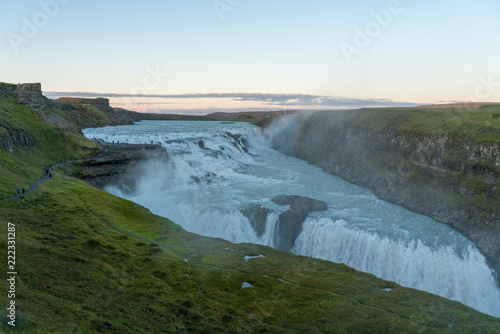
[1,0,499,113]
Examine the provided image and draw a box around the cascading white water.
[84,120,500,317]
[294,218,499,312]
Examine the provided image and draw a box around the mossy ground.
[0,98,98,198]
[1,97,500,332]
[1,176,499,333]
[348,104,500,141]
[78,105,111,126]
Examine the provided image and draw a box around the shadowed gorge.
[265,107,500,282]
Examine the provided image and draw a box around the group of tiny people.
[112,140,156,149]
[15,169,52,197]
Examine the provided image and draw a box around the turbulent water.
[84,120,500,317]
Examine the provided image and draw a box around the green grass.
[0,98,99,197]
[79,104,111,126]
[1,176,499,333]
[343,104,500,141]
[1,96,500,332]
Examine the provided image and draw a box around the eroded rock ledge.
[272,195,328,251]
[72,141,168,191]
[0,124,35,152]
[241,195,327,251]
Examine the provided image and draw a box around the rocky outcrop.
[106,107,143,126]
[267,110,500,279]
[0,83,17,99]
[72,141,168,191]
[57,98,142,126]
[58,97,113,113]
[223,132,250,153]
[240,196,327,250]
[272,195,327,251]
[241,205,270,237]
[0,124,35,152]
[2,83,142,126]
[16,83,46,110]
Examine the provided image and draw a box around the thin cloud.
[45,91,420,109]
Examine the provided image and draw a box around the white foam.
[294,217,500,317]
[86,121,500,317]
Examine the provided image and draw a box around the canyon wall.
[267,108,500,278]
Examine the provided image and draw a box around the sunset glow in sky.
[2,0,500,114]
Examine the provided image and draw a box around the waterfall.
[84,121,500,317]
[294,217,500,316]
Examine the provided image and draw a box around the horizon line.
[44,91,423,109]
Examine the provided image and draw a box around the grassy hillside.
[349,104,500,141]
[2,176,500,333]
[0,97,99,198]
[1,97,500,332]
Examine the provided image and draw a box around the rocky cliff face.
[72,141,168,191]
[57,98,142,125]
[0,82,45,109]
[267,109,500,279]
[0,83,17,99]
[271,195,327,251]
[58,97,114,113]
[240,195,327,251]
[1,82,142,126]
[16,83,47,110]
[0,124,35,153]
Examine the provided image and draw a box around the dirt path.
[0,161,72,202]
[1,140,165,202]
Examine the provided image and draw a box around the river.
[83,120,500,317]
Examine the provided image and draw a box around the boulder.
[272,195,327,212]
[272,195,327,251]
[241,205,270,237]
[271,195,298,205]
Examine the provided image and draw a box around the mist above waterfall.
[84,120,500,317]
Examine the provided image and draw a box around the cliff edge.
[0,82,142,127]
[268,106,500,278]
